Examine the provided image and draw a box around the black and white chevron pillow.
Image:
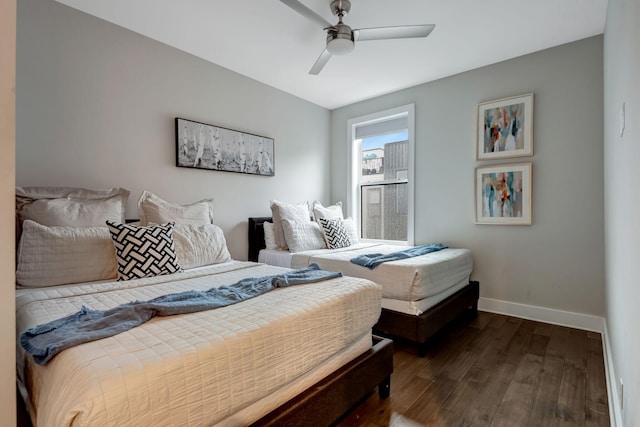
[318,217,351,249]
[106,221,182,281]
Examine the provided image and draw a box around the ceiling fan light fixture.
[326,24,354,55]
[326,37,354,55]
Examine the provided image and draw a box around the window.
[347,104,414,244]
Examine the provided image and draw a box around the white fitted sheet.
[258,248,294,268]
[287,243,473,301]
[381,276,471,316]
[16,261,382,427]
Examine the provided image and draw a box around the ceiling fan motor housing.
[330,0,351,17]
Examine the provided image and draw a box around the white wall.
[16,0,331,260]
[0,0,16,423]
[331,36,605,318]
[603,0,640,424]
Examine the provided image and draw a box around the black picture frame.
[175,117,274,176]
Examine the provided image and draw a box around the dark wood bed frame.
[248,217,479,356]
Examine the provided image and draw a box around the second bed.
[249,217,479,355]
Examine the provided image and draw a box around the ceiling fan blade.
[280,0,333,29]
[309,49,332,75]
[354,24,435,42]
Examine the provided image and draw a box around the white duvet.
[291,243,473,302]
[16,261,382,427]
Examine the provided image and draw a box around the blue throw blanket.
[350,243,448,270]
[21,263,342,365]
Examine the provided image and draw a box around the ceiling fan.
[281,0,435,75]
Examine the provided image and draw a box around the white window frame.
[346,104,415,245]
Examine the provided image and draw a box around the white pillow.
[137,190,214,226]
[19,196,126,228]
[312,201,344,223]
[343,217,359,244]
[16,186,129,227]
[263,221,278,250]
[281,219,327,253]
[16,186,128,202]
[270,200,310,249]
[172,223,231,269]
[16,220,117,287]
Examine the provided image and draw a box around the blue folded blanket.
[21,263,342,366]
[350,243,448,270]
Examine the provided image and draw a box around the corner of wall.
[602,319,622,427]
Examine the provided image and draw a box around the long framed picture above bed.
[475,162,532,225]
[175,117,275,176]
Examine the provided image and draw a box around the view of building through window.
[359,130,409,241]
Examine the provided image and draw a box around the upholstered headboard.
[248,217,272,262]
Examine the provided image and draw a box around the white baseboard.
[478,297,619,426]
[478,297,604,332]
[602,320,622,427]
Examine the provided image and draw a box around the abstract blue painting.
[477,94,534,160]
[476,163,532,225]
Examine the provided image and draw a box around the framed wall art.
[477,93,533,160]
[176,118,274,176]
[476,162,532,225]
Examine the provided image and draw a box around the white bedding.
[16,261,382,427]
[258,248,295,268]
[258,247,473,316]
[289,243,472,299]
[381,276,471,316]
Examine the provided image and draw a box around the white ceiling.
[54,0,608,110]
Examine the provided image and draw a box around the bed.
[249,216,479,355]
[15,188,393,427]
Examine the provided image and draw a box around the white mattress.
[287,243,472,299]
[16,261,382,427]
[258,248,293,268]
[258,247,470,316]
[381,276,471,316]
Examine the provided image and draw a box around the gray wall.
[15,0,635,423]
[604,0,640,424]
[331,36,605,317]
[16,0,331,260]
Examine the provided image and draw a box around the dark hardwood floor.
[339,311,610,427]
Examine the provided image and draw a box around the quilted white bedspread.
[291,244,473,302]
[16,261,382,427]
